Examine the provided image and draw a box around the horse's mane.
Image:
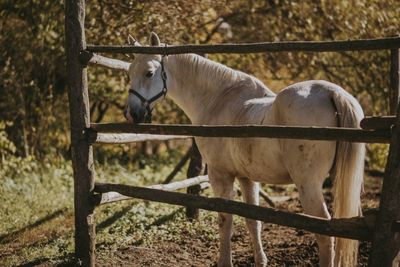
[172,54,272,96]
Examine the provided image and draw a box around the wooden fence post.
[186,140,203,220]
[65,1,96,266]
[390,48,400,115]
[369,48,400,267]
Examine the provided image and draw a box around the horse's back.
[270,80,342,127]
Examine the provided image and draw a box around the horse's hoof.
[255,261,268,267]
[255,253,268,267]
[217,259,233,267]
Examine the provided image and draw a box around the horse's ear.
[150,32,160,46]
[128,34,141,46]
[127,34,136,45]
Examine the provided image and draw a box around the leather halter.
[128,56,167,122]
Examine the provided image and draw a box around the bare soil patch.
[96,176,381,267]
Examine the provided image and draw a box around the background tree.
[0,0,398,169]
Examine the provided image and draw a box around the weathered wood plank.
[369,49,400,267]
[93,183,375,241]
[90,123,391,143]
[390,49,400,114]
[151,175,208,191]
[80,51,130,71]
[360,116,395,130]
[65,0,95,266]
[88,131,190,144]
[162,147,192,184]
[259,188,276,207]
[86,36,400,54]
[94,175,209,205]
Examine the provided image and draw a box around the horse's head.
[124,32,166,123]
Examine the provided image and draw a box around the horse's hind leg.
[282,137,336,266]
[238,177,268,267]
[296,181,334,267]
[209,168,235,267]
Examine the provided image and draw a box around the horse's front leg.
[238,177,267,267]
[209,168,235,267]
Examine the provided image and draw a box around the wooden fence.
[65,1,400,266]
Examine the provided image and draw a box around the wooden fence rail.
[89,132,190,144]
[93,182,378,241]
[94,175,209,206]
[89,123,391,144]
[360,116,396,130]
[86,36,400,54]
[80,51,130,71]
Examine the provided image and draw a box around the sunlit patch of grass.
[1,147,272,266]
[95,201,220,254]
[0,210,75,266]
[0,158,75,266]
[0,161,73,236]
[1,150,215,266]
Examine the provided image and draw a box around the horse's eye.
[145,71,154,78]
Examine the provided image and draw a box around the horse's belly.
[196,137,290,183]
[231,139,292,184]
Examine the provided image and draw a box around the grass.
[0,150,221,266]
[1,148,381,266]
[0,158,74,266]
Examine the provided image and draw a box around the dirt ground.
[96,175,382,267]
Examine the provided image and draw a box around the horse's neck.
[165,54,273,124]
[165,54,238,123]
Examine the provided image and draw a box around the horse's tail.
[330,89,365,267]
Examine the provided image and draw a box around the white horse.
[124,33,365,267]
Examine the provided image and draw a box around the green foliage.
[1,0,399,168]
[0,121,37,179]
[0,121,15,158]
[216,0,399,115]
[366,144,389,172]
[0,1,68,158]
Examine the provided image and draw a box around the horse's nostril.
[129,108,138,122]
[128,107,146,123]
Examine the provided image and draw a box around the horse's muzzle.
[125,106,148,123]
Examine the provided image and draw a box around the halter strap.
[128,56,168,122]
